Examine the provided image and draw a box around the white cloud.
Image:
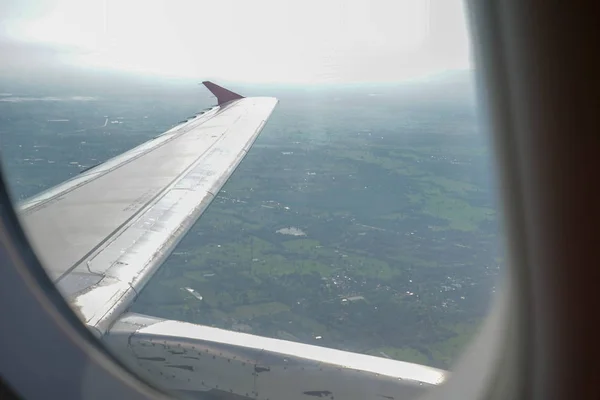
[1,0,471,83]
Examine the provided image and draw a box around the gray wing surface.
[18,86,278,336]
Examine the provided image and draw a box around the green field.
[132,96,501,369]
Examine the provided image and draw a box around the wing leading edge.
[18,84,277,336]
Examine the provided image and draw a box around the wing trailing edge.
[202,81,244,106]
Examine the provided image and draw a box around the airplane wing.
[18,82,277,335]
[17,82,446,400]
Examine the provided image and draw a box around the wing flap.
[18,95,278,335]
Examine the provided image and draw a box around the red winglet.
[202,81,244,106]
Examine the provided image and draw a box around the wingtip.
[201,81,244,106]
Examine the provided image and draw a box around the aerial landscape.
[0,73,502,370]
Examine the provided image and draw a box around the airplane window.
[0,0,502,397]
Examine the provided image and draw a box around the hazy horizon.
[1,0,472,84]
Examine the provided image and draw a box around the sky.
[0,0,472,84]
